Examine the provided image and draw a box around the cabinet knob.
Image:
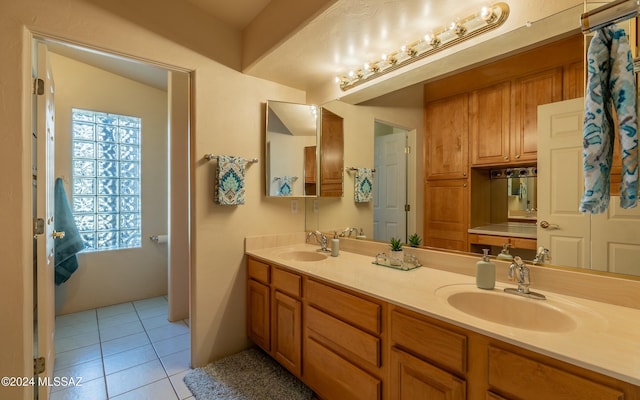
[503,156,509,161]
[515,154,521,159]
[463,183,468,187]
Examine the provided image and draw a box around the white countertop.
[468,222,537,239]
[247,243,640,386]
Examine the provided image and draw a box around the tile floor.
[51,296,194,400]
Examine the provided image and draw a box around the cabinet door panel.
[390,347,466,400]
[512,68,562,162]
[247,279,270,351]
[425,93,469,179]
[424,179,469,251]
[272,291,301,376]
[471,82,511,165]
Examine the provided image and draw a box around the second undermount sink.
[436,285,578,333]
[278,250,329,262]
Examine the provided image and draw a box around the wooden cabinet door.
[470,82,511,165]
[424,179,469,251]
[272,291,302,376]
[320,108,344,197]
[247,279,270,351]
[390,348,466,400]
[425,93,469,179]
[512,67,563,162]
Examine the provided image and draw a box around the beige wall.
[0,1,306,398]
[313,85,424,239]
[49,52,170,315]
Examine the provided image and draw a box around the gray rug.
[183,347,314,400]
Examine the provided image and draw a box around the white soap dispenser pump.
[476,248,496,290]
[331,231,340,257]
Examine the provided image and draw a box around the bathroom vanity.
[246,235,640,400]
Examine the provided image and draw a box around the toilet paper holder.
[149,235,168,243]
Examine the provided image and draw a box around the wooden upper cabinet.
[424,179,469,251]
[470,82,511,166]
[320,108,344,197]
[512,67,563,163]
[425,93,469,180]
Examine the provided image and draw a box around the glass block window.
[71,108,142,251]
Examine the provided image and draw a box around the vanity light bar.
[490,167,537,179]
[336,2,510,91]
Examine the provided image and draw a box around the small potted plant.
[389,237,404,266]
[408,233,422,248]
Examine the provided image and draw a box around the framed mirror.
[265,100,319,197]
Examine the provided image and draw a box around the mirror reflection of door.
[373,122,409,242]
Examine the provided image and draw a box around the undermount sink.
[278,250,328,262]
[436,285,578,333]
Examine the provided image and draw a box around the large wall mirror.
[266,100,344,198]
[305,4,640,279]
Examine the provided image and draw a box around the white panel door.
[374,132,407,242]
[35,41,56,400]
[592,201,640,275]
[537,98,590,269]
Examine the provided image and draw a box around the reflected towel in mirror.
[274,176,297,196]
[214,155,247,205]
[355,168,374,203]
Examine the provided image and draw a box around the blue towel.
[275,176,297,196]
[581,26,638,213]
[54,178,85,285]
[214,156,247,205]
[354,168,374,203]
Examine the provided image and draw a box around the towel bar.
[204,154,258,164]
[345,166,376,172]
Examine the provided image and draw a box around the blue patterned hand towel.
[581,26,638,213]
[215,156,247,205]
[275,176,297,196]
[354,168,374,203]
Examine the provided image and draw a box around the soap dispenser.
[476,249,496,290]
[331,231,340,257]
[496,243,513,261]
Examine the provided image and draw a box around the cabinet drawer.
[272,267,301,297]
[247,258,270,284]
[306,305,380,369]
[306,279,381,334]
[304,336,381,400]
[391,310,467,375]
[488,346,624,400]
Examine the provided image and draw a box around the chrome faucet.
[306,231,330,252]
[505,256,546,300]
[339,227,358,238]
[532,247,550,265]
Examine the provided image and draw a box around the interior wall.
[50,52,169,315]
[315,85,424,238]
[0,1,307,394]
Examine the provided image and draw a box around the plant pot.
[390,250,404,266]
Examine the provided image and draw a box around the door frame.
[28,29,193,386]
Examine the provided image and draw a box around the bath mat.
[183,347,313,400]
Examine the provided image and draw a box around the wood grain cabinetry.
[470,82,511,166]
[319,108,344,197]
[468,233,537,251]
[247,256,640,399]
[424,179,469,251]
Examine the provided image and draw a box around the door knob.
[52,230,66,239]
[539,221,559,230]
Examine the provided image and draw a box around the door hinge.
[34,357,45,375]
[404,146,411,154]
[33,218,45,237]
[405,204,411,212]
[34,78,44,95]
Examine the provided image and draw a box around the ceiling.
[47,0,583,102]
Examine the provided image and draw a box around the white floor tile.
[110,378,178,400]
[55,320,99,339]
[152,333,190,357]
[55,310,97,328]
[160,349,190,376]
[54,344,102,370]
[97,302,136,319]
[101,332,150,357]
[49,376,107,400]
[135,304,168,320]
[55,329,101,353]
[99,319,144,342]
[140,314,173,330]
[52,359,104,392]
[168,370,193,400]
[98,311,140,329]
[146,322,188,343]
[105,359,167,397]
[103,344,158,375]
